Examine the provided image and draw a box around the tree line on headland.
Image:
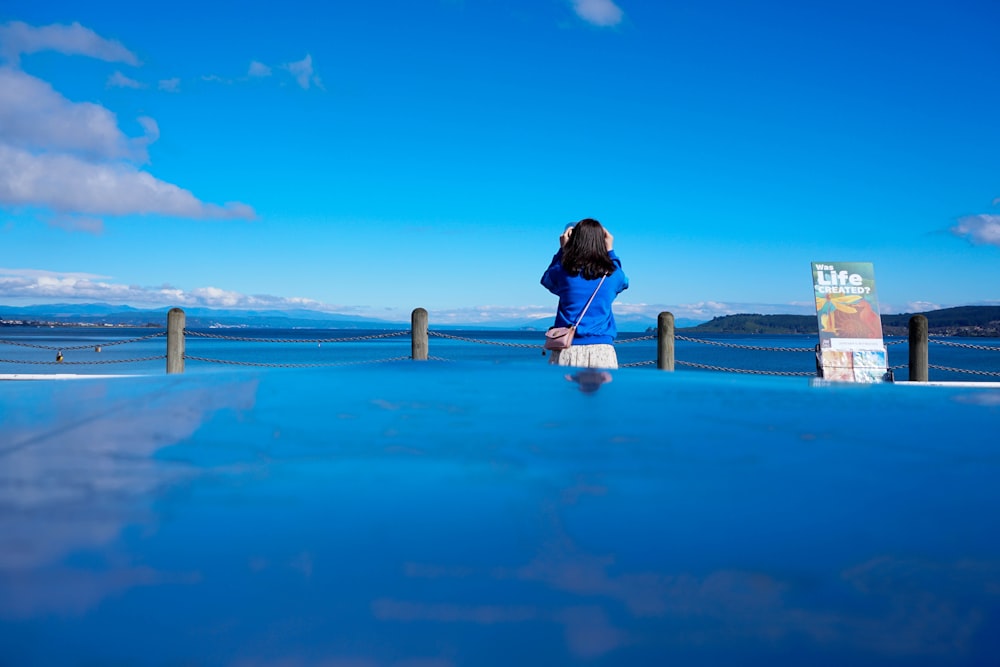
[684,306,1000,337]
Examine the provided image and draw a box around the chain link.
[675,335,813,352]
[677,360,816,376]
[620,360,655,367]
[615,334,657,344]
[185,330,409,343]
[0,330,166,351]
[183,354,412,368]
[427,331,541,349]
[928,339,1000,352]
[928,364,1000,377]
[0,356,166,365]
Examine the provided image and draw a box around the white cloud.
[0,268,330,311]
[952,214,1000,247]
[107,70,144,89]
[284,54,322,90]
[248,60,271,77]
[570,0,624,27]
[0,23,255,226]
[201,73,232,84]
[0,20,139,65]
[158,77,180,93]
[0,67,145,162]
[904,301,943,313]
[0,145,254,220]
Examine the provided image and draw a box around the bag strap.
[571,274,607,329]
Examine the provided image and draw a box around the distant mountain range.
[0,303,703,331]
[686,306,1000,336]
[0,303,404,329]
[4,303,997,335]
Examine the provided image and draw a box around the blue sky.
[1,0,998,326]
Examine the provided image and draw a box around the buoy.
[56,350,64,363]
[95,345,102,353]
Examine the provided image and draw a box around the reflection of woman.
[541,218,629,369]
[567,370,613,393]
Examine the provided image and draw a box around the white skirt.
[548,343,619,369]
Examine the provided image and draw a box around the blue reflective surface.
[1,365,999,666]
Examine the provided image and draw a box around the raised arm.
[541,249,564,293]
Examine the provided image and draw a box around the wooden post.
[166,307,186,374]
[657,311,675,371]
[411,308,428,360]
[908,314,928,382]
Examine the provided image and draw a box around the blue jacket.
[541,250,629,345]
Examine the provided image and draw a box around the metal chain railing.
[929,339,1000,352]
[674,334,813,352]
[0,355,166,366]
[185,330,409,343]
[0,331,165,351]
[428,331,540,348]
[615,334,657,344]
[1,319,994,379]
[183,355,413,368]
[676,360,816,376]
[928,364,1000,378]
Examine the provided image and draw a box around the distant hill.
[685,306,1000,336]
[682,314,816,334]
[880,306,1000,335]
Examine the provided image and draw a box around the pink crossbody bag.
[543,274,607,351]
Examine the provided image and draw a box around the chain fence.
[1,326,997,379]
[0,331,165,351]
[185,330,408,344]
[929,338,1000,352]
[183,355,413,368]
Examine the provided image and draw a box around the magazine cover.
[812,262,888,382]
[812,262,884,351]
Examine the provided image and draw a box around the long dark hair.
[562,218,616,280]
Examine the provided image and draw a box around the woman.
[541,218,629,369]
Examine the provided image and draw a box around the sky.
[1,0,998,327]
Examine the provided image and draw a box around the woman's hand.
[604,229,614,252]
[559,226,573,248]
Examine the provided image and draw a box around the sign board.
[811,262,888,382]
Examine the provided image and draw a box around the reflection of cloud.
[0,378,258,583]
[556,606,627,659]
[232,657,449,667]
[0,566,198,618]
[840,556,996,654]
[371,599,627,659]
[400,487,1000,658]
[372,599,539,624]
[953,391,1000,406]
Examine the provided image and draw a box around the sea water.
[1,326,998,381]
